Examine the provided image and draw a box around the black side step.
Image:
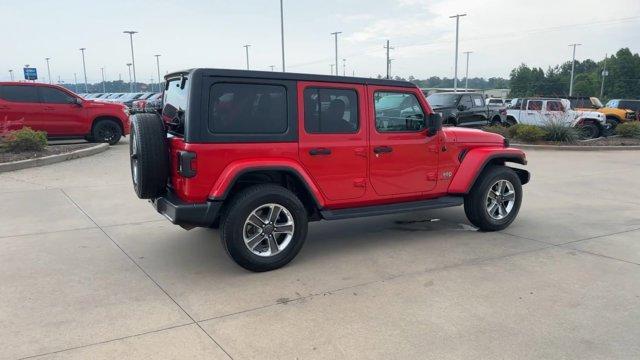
[320,196,464,221]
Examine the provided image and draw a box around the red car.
[0,82,130,144]
[130,69,529,272]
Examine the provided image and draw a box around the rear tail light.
[177,151,197,178]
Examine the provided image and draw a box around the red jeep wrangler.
[130,69,529,272]
[0,82,129,144]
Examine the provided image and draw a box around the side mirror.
[74,98,83,106]
[428,113,442,136]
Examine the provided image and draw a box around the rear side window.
[304,88,358,133]
[471,95,484,107]
[546,100,564,111]
[40,87,75,104]
[0,85,39,103]
[208,83,287,134]
[527,100,542,111]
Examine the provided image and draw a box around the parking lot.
[1,139,639,359]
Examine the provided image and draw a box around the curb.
[0,143,109,173]
[512,143,640,151]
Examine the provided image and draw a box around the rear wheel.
[464,166,522,231]
[92,119,122,145]
[129,114,168,199]
[604,117,619,136]
[220,184,308,272]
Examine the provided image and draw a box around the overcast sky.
[1,0,639,84]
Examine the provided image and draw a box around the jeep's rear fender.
[448,147,528,194]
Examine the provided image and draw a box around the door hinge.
[353,178,367,188]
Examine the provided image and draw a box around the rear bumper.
[151,190,221,229]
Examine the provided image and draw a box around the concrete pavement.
[1,139,639,359]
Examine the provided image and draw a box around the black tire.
[92,119,123,145]
[490,116,502,126]
[505,117,517,127]
[220,184,308,272]
[129,114,168,199]
[464,166,522,231]
[577,122,600,139]
[604,117,619,136]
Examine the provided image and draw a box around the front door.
[298,82,368,201]
[37,86,86,136]
[368,86,439,196]
[456,94,476,126]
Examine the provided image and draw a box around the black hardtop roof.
[165,68,417,88]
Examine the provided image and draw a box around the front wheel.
[92,119,122,145]
[464,166,522,231]
[220,184,308,272]
[577,122,601,139]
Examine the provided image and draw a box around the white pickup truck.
[506,98,607,138]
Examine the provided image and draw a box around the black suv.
[426,92,506,127]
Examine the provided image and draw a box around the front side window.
[209,83,287,134]
[0,85,39,103]
[304,88,358,133]
[460,95,473,109]
[527,100,542,111]
[374,92,425,132]
[40,87,75,104]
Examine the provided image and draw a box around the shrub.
[615,121,640,139]
[482,125,510,138]
[542,122,578,143]
[512,124,548,143]
[2,127,47,153]
[507,123,524,139]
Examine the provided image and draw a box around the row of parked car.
[424,91,639,139]
[78,92,163,113]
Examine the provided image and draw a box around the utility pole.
[243,45,251,70]
[79,48,88,93]
[342,58,346,76]
[154,54,162,90]
[449,14,467,92]
[45,57,52,84]
[126,63,133,93]
[123,31,138,91]
[463,51,473,92]
[568,43,581,96]
[100,67,106,93]
[384,40,394,79]
[9,69,14,81]
[74,73,78,93]
[388,59,394,78]
[600,53,608,99]
[331,31,342,77]
[330,64,334,76]
[280,0,286,72]
[270,65,275,71]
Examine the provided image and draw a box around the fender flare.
[208,159,326,208]
[448,147,528,194]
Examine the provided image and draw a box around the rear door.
[37,86,86,136]
[0,85,42,132]
[298,82,367,201]
[521,100,544,125]
[368,86,438,195]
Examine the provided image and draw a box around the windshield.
[426,93,459,108]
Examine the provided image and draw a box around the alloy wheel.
[485,179,516,220]
[242,203,295,257]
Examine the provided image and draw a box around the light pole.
[154,54,162,91]
[280,0,286,72]
[79,48,88,93]
[388,58,394,78]
[568,43,581,96]
[100,67,106,93]
[463,51,473,92]
[123,30,138,91]
[384,40,394,79]
[331,31,342,77]
[74,73,78,93]
[9,69,14,81]
[126,63,133,93]
[600,53,608,99]
[449,14,467,92]
[45,57,52,84]
[342,58,346,76]
[330,64,334,76]
[243,44,251,70]
[270,65,275,71]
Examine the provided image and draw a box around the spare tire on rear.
[130,114,168,199]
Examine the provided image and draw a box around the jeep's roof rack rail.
[164,68,417,88]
